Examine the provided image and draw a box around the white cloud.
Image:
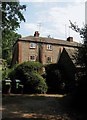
[35,2,85,42]
[18,2,85,43]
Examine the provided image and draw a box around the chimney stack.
[34,31,40,37]
[67,37,73,42]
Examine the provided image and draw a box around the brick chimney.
[67,37,73,42]
[34,31,40,37]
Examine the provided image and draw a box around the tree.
[69,20,87,72]
[69,21,87,109]
[2,2,26,31]
[45,64,66,94]
[2,30,21,66]
[1,2,26,62]
[0,47,1,58]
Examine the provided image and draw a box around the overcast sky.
[17,0,86,43]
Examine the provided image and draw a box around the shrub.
[24,72,48,94]
[2,59,18,80]
[8,61,48,94]
[9,61,43,82]
[45,64,62,92]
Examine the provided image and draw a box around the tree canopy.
[1,2,26,63]
[2,2,26,31]
[69,20,87,69]
[70,21,87,109]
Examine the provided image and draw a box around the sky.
[17,0,86,43]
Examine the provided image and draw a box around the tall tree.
[2,30,21,62]
[1,2,26,63]
[69,21,87,108]
[69,20,87,70]
[2,2,26,31]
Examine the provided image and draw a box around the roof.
[65,48,77,64]
[18,36,80,48]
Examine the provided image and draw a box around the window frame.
[29,55,36,61]
[30,42,36,49]
[47,56,52,63]
[47,44,52,50]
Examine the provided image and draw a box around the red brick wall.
[12,40,77,65]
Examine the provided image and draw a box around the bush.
[9,61,43,81]
[2,59,7,80]
[8,61,48,94]
[45,64,63,93]
[24,72,48,94]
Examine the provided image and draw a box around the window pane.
[30,43,36,48]
[47,44,52,50]
[47,57,52,63]
[30,56,35,61]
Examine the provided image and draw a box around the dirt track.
[2,94,86,120]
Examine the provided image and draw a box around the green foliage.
[80,25,87,69]
[70,21,87,74]
[70,22,87,109]
[2,59,18,80]
[0,47,2,58]
[2,2,26,31]
[77,25,87,69]
[80,25,87,41]
[25,72,48,94]
[2,30,21,60]
[45,64,63,93]
[2,67,10,80]
[45,64,61,84]
[1,2,26,62]
[0,65,2,81]
[9,61,43,81]
[2,59,11,80]
[8,61,48,94]
[2,68,8,80]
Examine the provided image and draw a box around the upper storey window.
[30,42,36,48]
[47,44,52,50]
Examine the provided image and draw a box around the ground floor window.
[47,56,52,63]
[30,55,36,61]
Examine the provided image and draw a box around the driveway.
[2,94,86,120]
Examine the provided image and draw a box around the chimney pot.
[34,31,40,37]
[67,37,73,42]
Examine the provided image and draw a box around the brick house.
[12,31,80,66]
[11,31,81,93]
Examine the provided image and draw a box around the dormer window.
[30,42,36,48]
[47,44,52,50]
